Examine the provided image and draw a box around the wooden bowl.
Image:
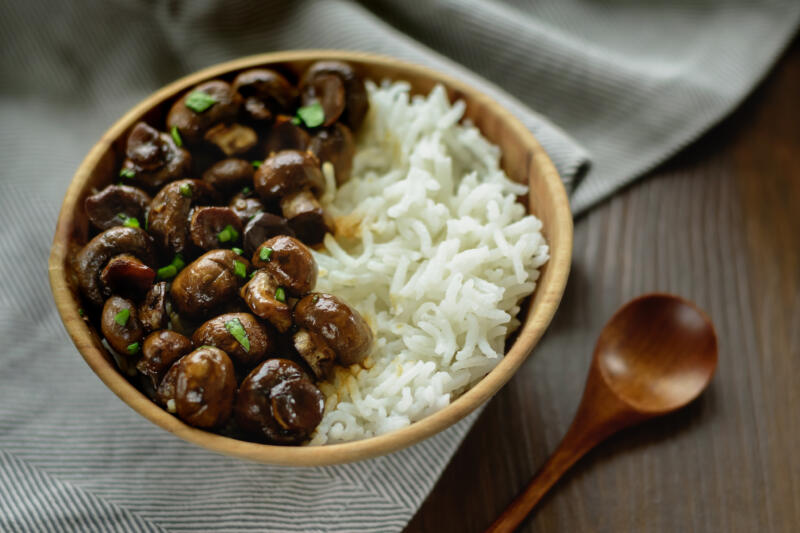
[48,50,573,466]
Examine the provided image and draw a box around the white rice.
[307,81,548,444]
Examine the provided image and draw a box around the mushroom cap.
[253,150,324,200]
[293,293,373,366]
[229,193,265,227]
[264,115,311,154]
[189,206,243,251]
[137,330,193,387]
[168,347,237,429]
[239,269,292,333]
[122,122,192,189]
[74,226,156,306]
[279,188,332,245]
[148,179,218,254]
[192,312,272,369]
[243,212,294,256]
[170,249,250,320]
[300,61,369,130]
[252,235,317,296]
[100,253,156,297]
[202,158,254,194]
[233,68,297,121]
[309,123,355,185]
[101,296,143,356]
[167,80,242,145]
[85,184,151,231]
[235,358,323,444]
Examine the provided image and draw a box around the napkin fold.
[1,1,797,531]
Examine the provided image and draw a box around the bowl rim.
[48,50,573,466]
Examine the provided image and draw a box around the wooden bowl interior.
[49,51,572,465]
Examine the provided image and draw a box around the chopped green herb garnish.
[241,186,252,195]
[179,183,192,198]
[290,116,301,126]
[171,254,185,271]
[157,264,177,280]
[224,318,250,352]
[233,260,247,279]
[127,342,140,355]
[171,126,183,147]
[259,247,273,262]
[185,90,218,113]
[78,308,85,317]
[296,101,324,128]
[217,224,239,243]
[251,160,262,169]
[119,168,136,179]
[117,213,140,228]
[114,308,130,326]
[249,270,257,279]
[275,286,286,303]
[232,247,244,256]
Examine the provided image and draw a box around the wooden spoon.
[487,293,718,532]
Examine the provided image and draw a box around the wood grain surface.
[408,36,800,533]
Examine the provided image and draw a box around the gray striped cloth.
[1,1,797,531]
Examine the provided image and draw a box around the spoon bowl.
[488,294,718,532]
[596,294,718,413]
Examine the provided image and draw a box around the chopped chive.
[232,247,244,255]
[185,90,217,113]
[296,101,324,128]
[157,264,177,280]
[171,126,183,147]
[259,247,273,262]
[117,213,140,228]
[233,260,247,279]
[127,342,140,355]
[114,308,130,326]
[241,186,252,195]
[275,286,286,303]
[78,308,85,317]
[119,168,136,179]
[171,254,185,271]
[217,224,239,243]
[224,318,250,352]
[251,160,262,169]
[179,183,192,198]
[290,116,301,126]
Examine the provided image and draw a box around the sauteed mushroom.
[235,358,324,444]
[232,69,297,121]
[204,123,258,157]
[252,235,317,296]
[85,184,151,231]
[74,226,156,306]
[192,312,272,368]
[167,80,242,145]
[309,123,355,185]
[101,296,144,356]
[202,158,254,194]
[240,270,291,332]
[148,179,217,254]
[280,188,332,245]
[300,61,369,129]
[253,150,325,200]
[137,330,193,387]
[170,249,250,319]
[157,346,236,428]
[100,254,156,296]
[264,115,310,154]
[293,293,372,378]
[243,212,294,256]
[189,207,243,251]
[139,282,169,333]
[119,122,192,189]
[229,192,265,226]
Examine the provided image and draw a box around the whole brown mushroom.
[192,312,272,368]
[137,330,193,387]
[264,115,310,154]
[233,69,297,121]
[74,226,156,306]
[293,293,373,379]
[166,80,242,145]
[240,270,292,333]
[299,61,369,130]
[189,206,243,251]
[85,184,151,231]
[147,179,218,254]
[170,249,250,320]
[253,150,325,201]
[252,235,317,296]
[280,188,333,245]
[101,296,144,356]
[119,122,192,189]
[157,346,237,429]
[235,358,324,444]
[100,254,156,297]
[202,158,254,194]
[309,123,355,185]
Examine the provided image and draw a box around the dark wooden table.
[408,36,800,533]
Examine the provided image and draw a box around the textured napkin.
[1,1,797,531]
